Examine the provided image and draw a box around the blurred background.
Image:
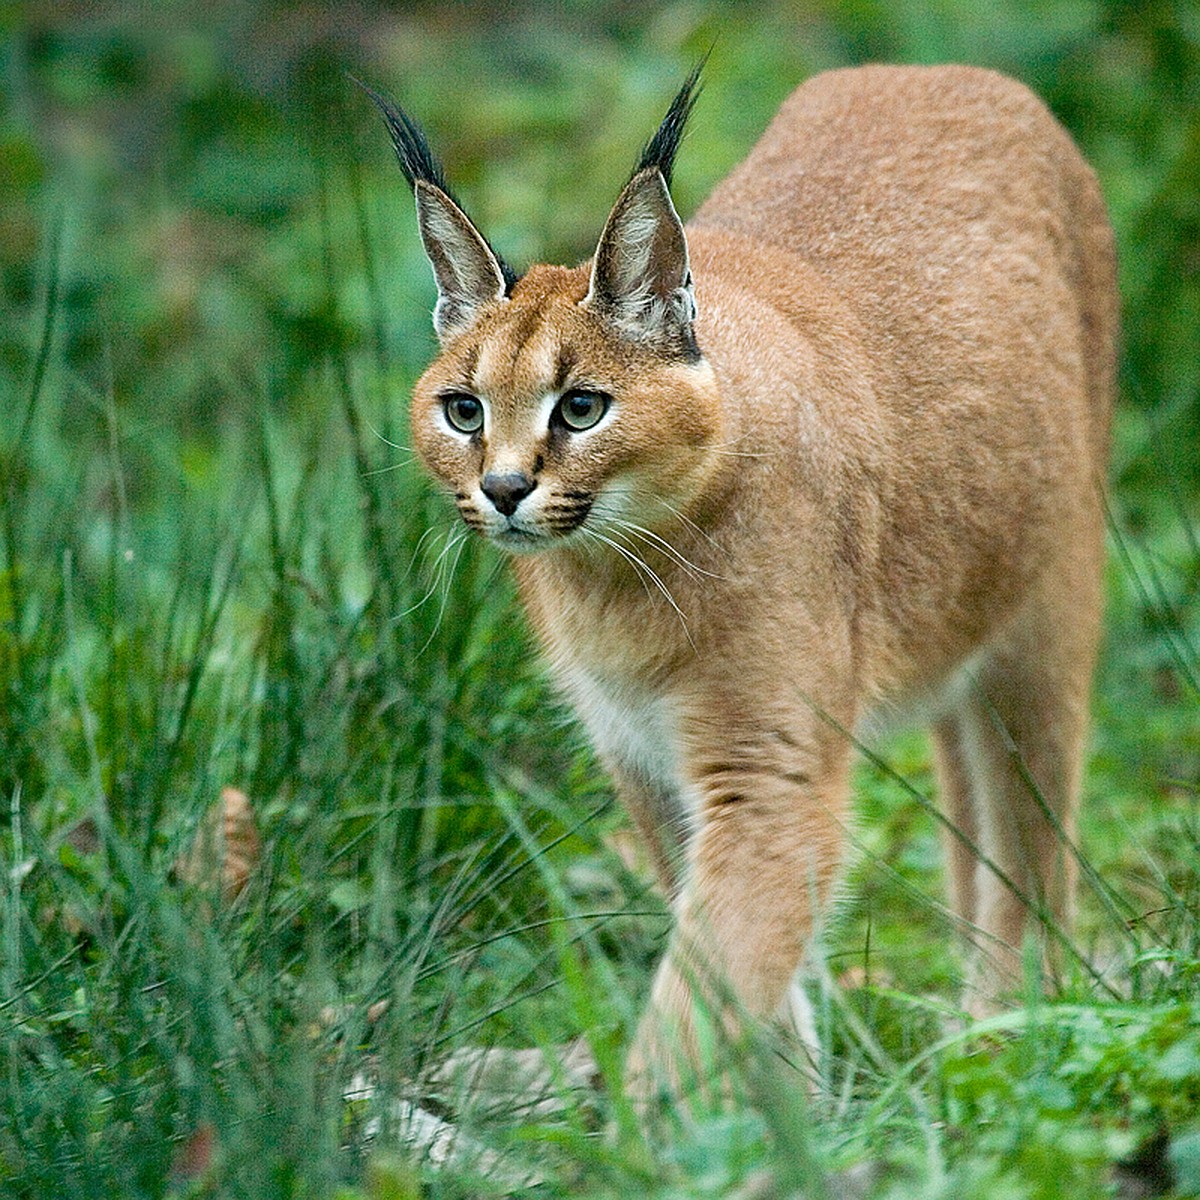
[3,0,1198,501]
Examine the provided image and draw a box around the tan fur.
[404,65,1117,1094]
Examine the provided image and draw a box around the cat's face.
[410,264,722,555]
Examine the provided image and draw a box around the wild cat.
[366,64,1116,1097]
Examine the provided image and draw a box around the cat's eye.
[555,389,610,432]
[443,392,483,434]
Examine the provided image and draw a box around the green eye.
[555,389,610,432]
[443,392,483,434]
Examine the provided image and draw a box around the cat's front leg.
[601,757,691,900]
[626,715,853,1104]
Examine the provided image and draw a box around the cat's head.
[366,69,725,555]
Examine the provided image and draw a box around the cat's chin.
[487,526,560,555]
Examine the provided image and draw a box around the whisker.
[609,517,721,580]
[604,531,686,621]
[416,529,470,654]
[706,430,769,459]
[406,523,445,574]
[365,419,415,454]
[587,527,694,647]
[579,527,657,605]
[652,497,728,556]
[707,446,768,459]
[362,457,417,476]
[480,552,508,592]
[396,528,466,620]
[608,518,700,579]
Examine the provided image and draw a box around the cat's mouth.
[479,492,595,551]
[489,515,590,552]
[539,494,594,536]
[493,525,545,547]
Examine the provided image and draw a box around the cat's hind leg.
[931,714,982,935]
[952,556,1102,1012]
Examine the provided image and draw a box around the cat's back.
[681,65,1116,686]
[694,64,1099,272]
[691,64,1115,456]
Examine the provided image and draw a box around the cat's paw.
[624,962,743,1113]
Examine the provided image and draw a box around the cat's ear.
[584,168,697,357]
[414,181,507,341]
[583,65,703,358]
[359,79,514,342]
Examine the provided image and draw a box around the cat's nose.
[481,471,536,517]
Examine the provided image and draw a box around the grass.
[3,205,1199,1200]
[3,5,1200,1195]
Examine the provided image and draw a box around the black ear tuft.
[634,58,706,186]
[354,77,451,194]
[355,77,520,292]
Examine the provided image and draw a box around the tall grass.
[0,167,661,1196]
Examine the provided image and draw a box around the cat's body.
[374,63,1116,1094]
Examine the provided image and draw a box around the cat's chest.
[560,664,685,802]
[519,559,698,803]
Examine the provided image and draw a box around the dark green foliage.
[1,3,1198,1197]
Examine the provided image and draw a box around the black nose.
[481,471,535,517]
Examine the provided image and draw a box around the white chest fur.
[561,667,687,807]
